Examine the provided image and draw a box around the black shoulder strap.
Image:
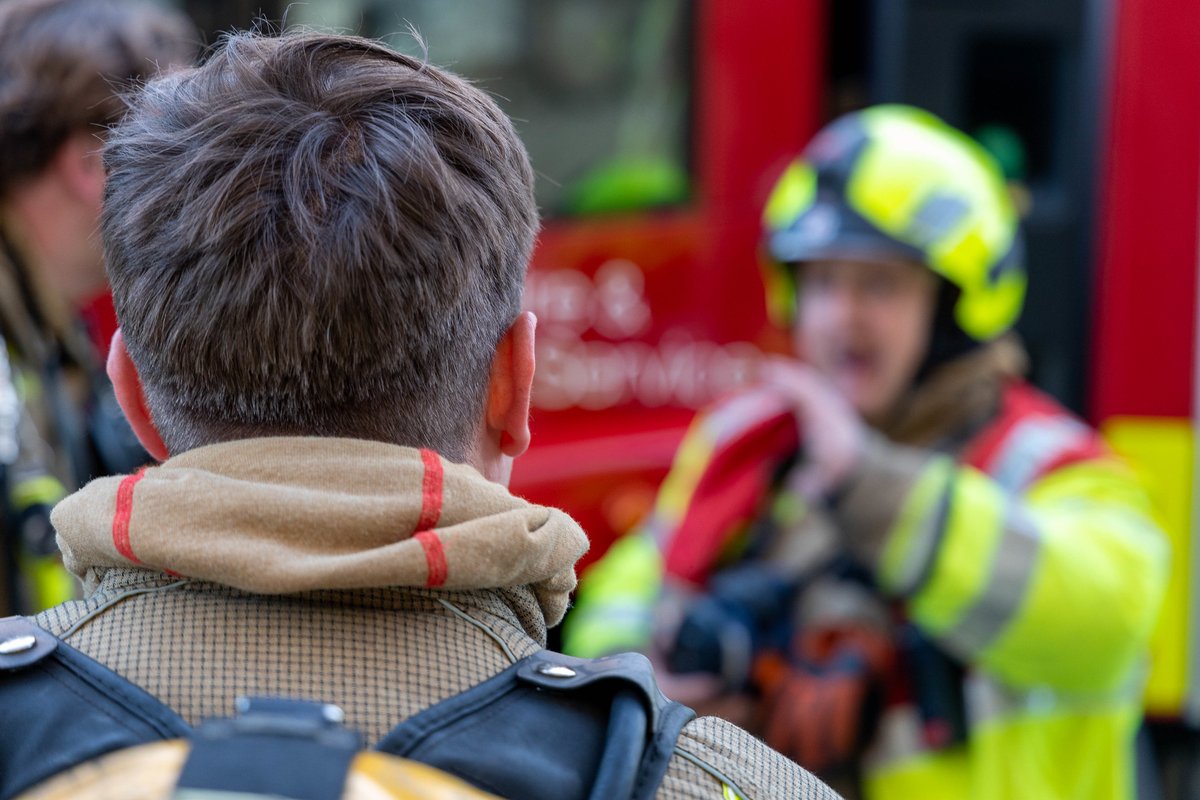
[376,649,696,800]
[0,618,693,800]
[0,616,189,799]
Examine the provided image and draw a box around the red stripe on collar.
[112,468,149,564]
[415,531,448,587]
[416,448,444,533]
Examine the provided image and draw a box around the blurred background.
[158,0,1197,730]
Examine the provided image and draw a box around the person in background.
[565,104,1169,800]
[0,0,197,615]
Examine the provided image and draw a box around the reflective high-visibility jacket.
[566,375,1169,800]
[0,236,113,615]
[0,341,74,615]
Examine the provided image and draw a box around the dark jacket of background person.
[0,0,197,615]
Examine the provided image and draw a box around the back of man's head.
[103,32,539,462]
[0,0,197,197]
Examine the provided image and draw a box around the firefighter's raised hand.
[759,357,865,503]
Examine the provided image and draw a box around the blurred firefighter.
[565,104,1169,800]
[0,0,196,614]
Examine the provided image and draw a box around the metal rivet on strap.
[0,635,36,655]
[536,664,577,678]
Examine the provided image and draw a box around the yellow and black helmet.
[18,698,499,800]
[762,104,1026,343]
[20,741,498,800]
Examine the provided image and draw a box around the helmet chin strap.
[914,280,982,384]
[870,280,985,435]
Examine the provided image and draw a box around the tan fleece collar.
[51,437,589,625]
[876,336,1028,450]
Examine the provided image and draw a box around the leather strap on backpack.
[0,616,189,799]
[376,649,695,800]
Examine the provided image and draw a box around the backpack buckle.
[174,698,361,800]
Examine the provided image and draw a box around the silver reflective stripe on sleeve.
[940,506,1042,657]
[889,481,955,598]
[988,416,1089,493]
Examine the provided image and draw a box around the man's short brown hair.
[102,32,539,461]
[0,0,197,196]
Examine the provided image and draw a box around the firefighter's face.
[793,257,938,423]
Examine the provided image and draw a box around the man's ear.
[107,329,169,462]
[486,311,536,458]
[55,131,106,211]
